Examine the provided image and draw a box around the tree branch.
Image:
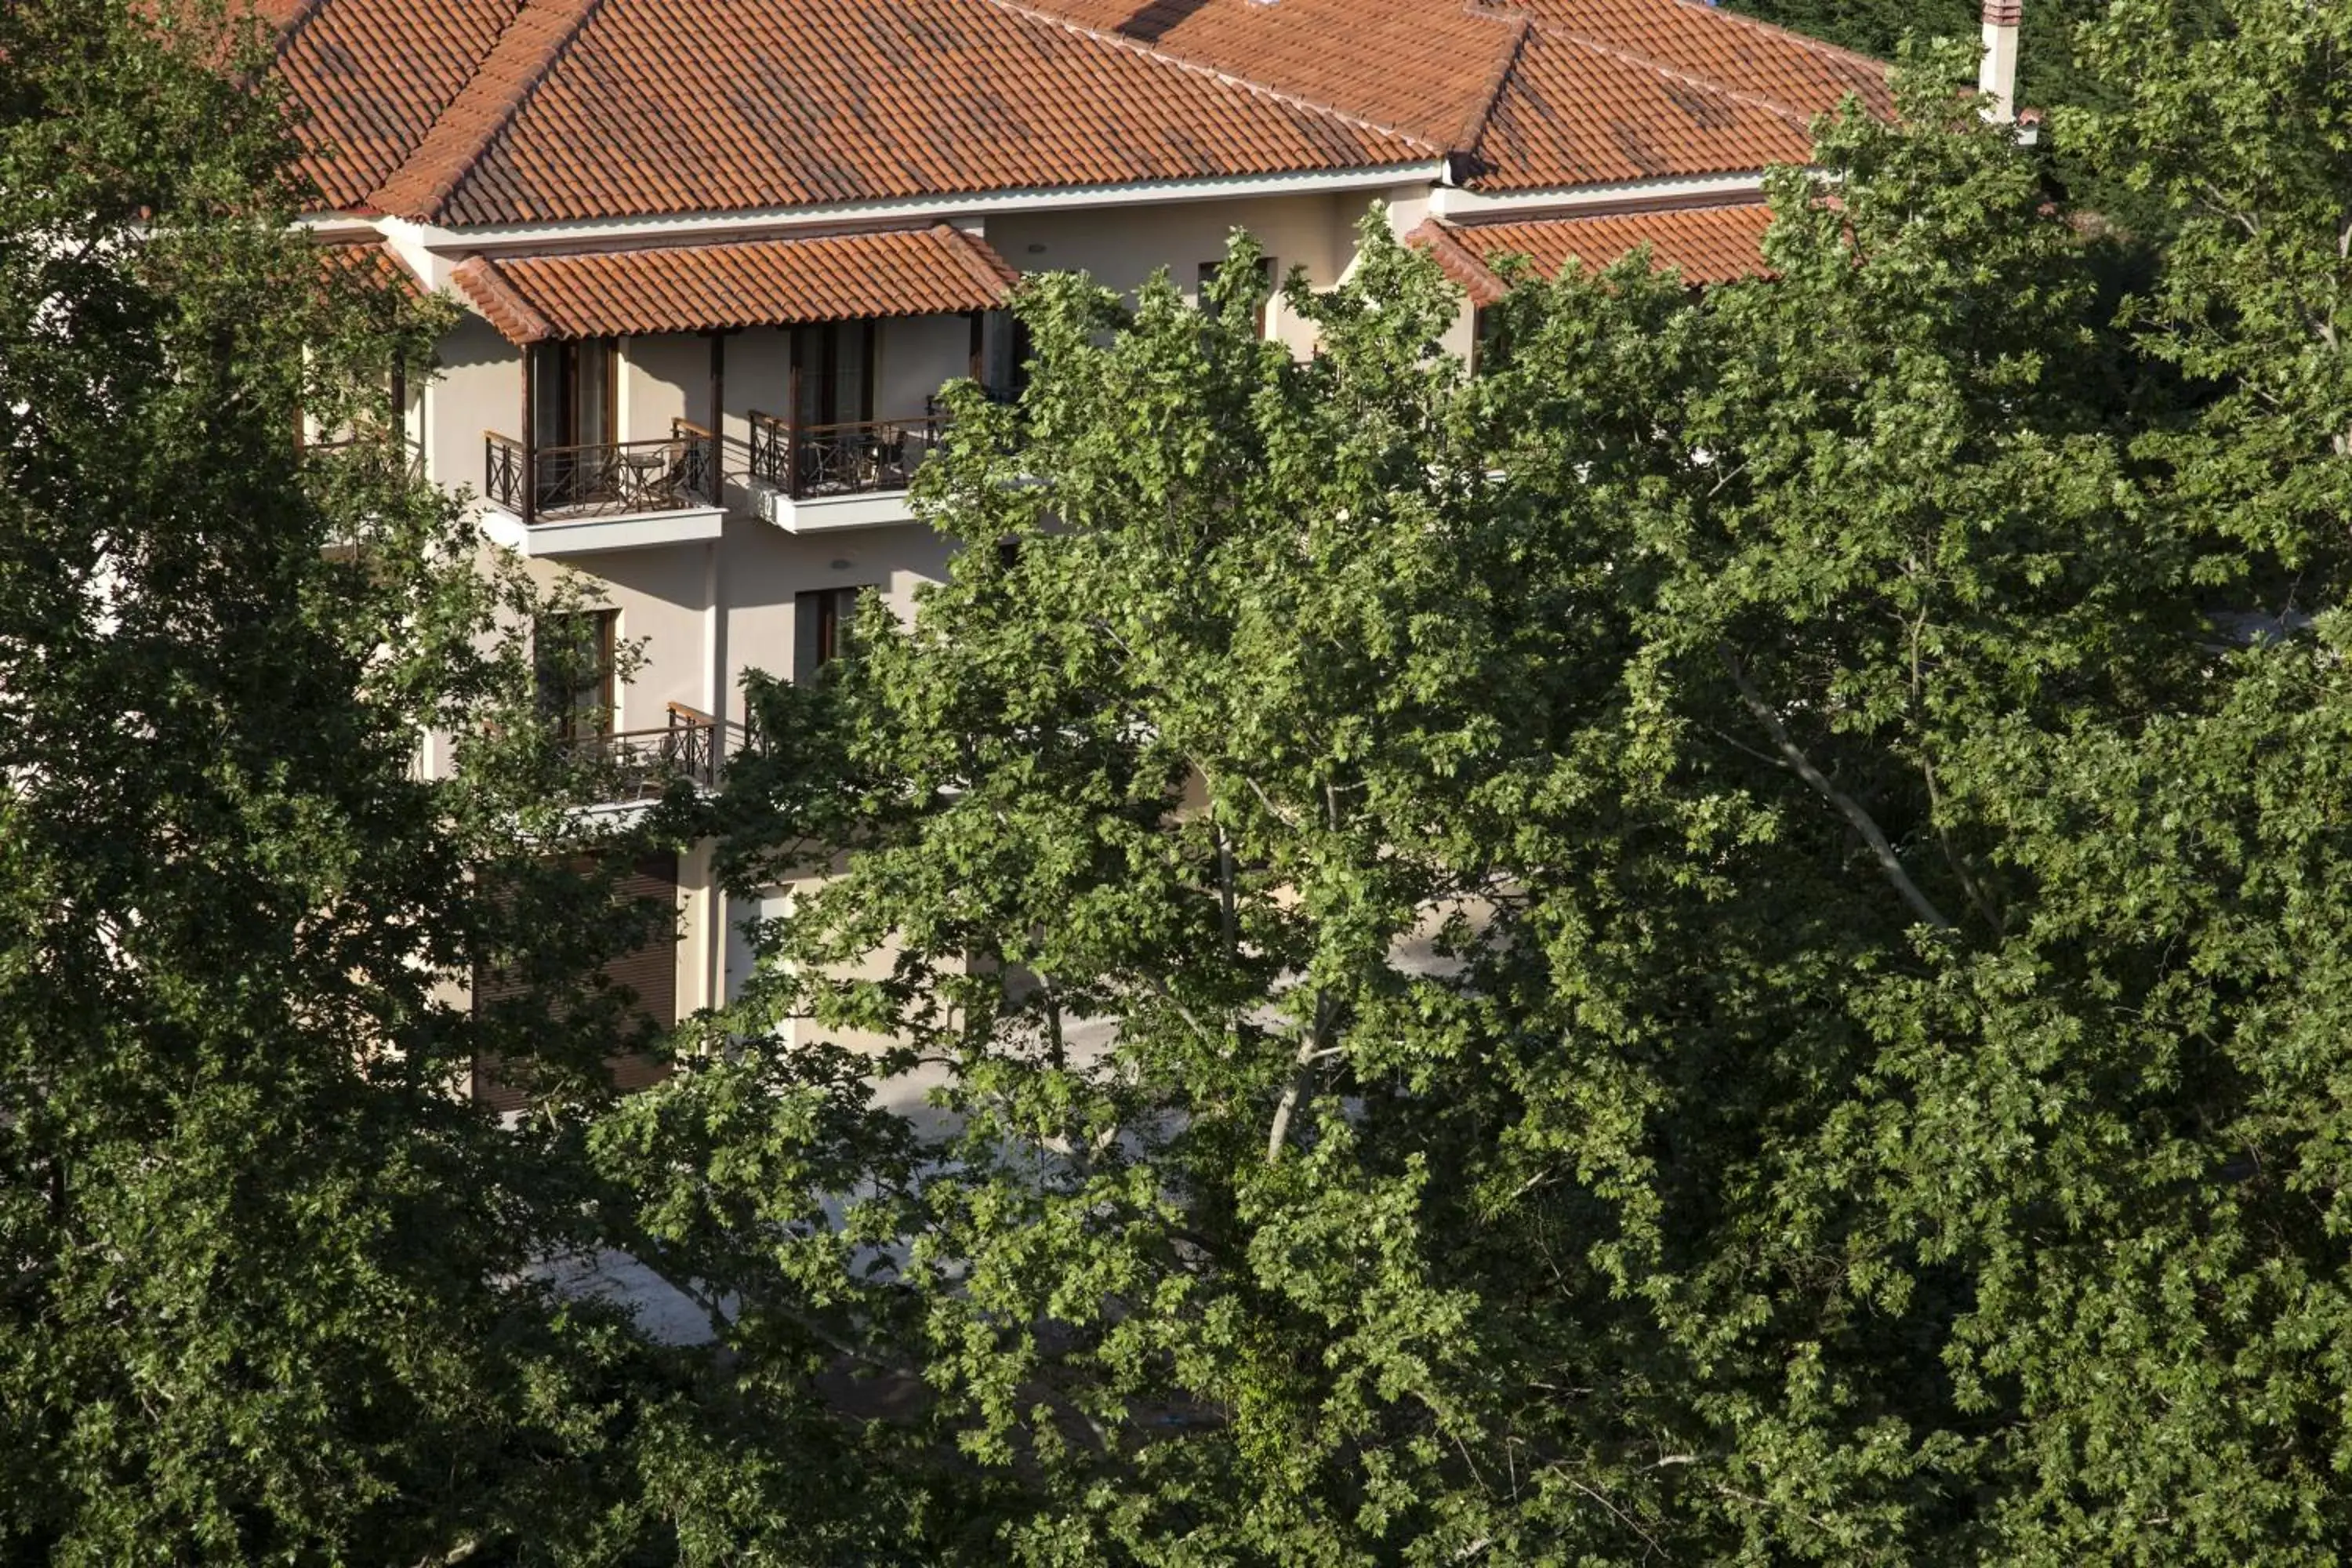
[1214,810,1237,955]
[1718,644,1954,933]
[1265,993,1336,1163]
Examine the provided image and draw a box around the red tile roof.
[447,224,1021,342]
[1409,201,1776,301]
[1465,28,1813,189]
[1505,0,1893,123]
[318,237,426,299]
[270,0,521,210]
[1008,0,1527,145]
[261,0,1886,225]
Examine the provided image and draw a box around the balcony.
[480,421,726,557]
[744,410,949,534]
[558,702,751,805]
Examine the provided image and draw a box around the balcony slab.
[481,503,727,557]
[750,480,920,535]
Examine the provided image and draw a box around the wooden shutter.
[471,851,680,1109]
[601,854,678,1093]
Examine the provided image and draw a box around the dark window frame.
[794,585,878,683]
[790,320,878,427]
[1197,256,1275,336]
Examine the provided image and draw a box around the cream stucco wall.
[875,312,972,421]
[423,314,520,506]
[989,191,1385,357]
[624,333,700,435]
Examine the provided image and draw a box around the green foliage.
[2065,0,2352,576]
[646,34,2352,1566]
[1716,0,2207,124]
[0,3,673,1560]
[16,1,2352,1563]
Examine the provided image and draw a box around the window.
[1472,306,1511,376]
[1197,256,1274,336]
[531,337,616,448]
[794,586,874,683]
[535,609,617,740]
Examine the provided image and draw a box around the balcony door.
[531,337,616,509]
[791,321,874,429]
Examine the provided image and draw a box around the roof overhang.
[448,224,1022,345]
[382,162,1445,261]
[1430,171,1767,220]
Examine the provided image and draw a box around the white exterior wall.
[876,313,971,419]
[717,517,954,722]
[623,334,699,434]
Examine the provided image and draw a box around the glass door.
[532,337,616,509]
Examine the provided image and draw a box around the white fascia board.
[376,217,464,292]
[299,215,386,242]
[753,482,920,535]
[478,504,726,557]
[1431,172,1770,220]
[384,163,1446,258]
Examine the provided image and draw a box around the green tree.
[0,3,673,1559]
[2067,0,2352,580]
[620,42,2352,1566]
[1717,0,2179,124]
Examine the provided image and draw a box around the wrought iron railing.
[485,420,717,522]
[746,411,949,500]
[557,702,745,802]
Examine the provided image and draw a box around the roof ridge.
[932,223,1023,294]
[367,0,606,221]
[1507,14,1818,132]
[1403,216,1506,306]
[450,253,557,343]
[976,0,1448,154]
[1451,12,1532,157]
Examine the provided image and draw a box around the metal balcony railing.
[746,411,949,500]
[485,420,717,523]
[556,702,751,802]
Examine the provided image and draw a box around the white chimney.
[1980,0,2022,124]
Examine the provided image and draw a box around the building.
[261,0,1906,1060]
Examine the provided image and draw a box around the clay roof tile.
[448,227,1023,343]
[271,0,1886,223]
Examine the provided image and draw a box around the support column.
[519,343,537,528]
[701,531,728,1018]
[677,837,721,1023]
[706,328,727,505]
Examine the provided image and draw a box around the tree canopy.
[641,27,2352,1566]
[13,1,2352,1563]
[0,3,673,1559]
